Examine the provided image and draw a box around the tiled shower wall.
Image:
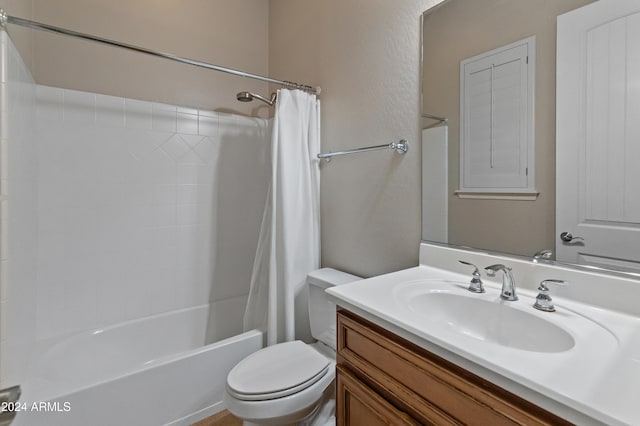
[34,86,271,342]
[0,31,38,388]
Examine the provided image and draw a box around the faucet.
[532,249,553,263]
[484,264,518,301]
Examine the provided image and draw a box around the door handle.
[560,232,584,242]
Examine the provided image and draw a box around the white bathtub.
[13,305,263,426]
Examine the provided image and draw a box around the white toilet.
[224,268,361,425]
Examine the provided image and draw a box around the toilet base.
[237,379,335,426]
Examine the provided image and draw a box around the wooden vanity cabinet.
[335,309,572,426]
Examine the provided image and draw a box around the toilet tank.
[307,268,361,349]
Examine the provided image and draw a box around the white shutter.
[459,36,535,194]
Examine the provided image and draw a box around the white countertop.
[327,263,640,426]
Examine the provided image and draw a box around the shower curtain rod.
[0,10,321,95]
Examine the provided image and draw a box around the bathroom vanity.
[327,242,640,426]
[335,309,568,425]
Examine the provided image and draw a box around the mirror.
[420,0,640,278]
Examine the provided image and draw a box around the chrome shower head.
[235,91,277,106]
[236,91,254,102]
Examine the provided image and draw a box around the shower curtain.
[243,89,321,345]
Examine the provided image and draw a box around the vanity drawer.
[336,364,420,426]
[336,310,571,426]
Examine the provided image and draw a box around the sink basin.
[407,292,575,353]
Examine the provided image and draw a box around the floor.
[192,409,242,426]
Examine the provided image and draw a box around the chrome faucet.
[532,249,553,263]
[484,264,518,301]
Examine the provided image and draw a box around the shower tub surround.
[1,29,271,424]
[23,86,270,424]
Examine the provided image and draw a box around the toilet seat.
[226,341,330,401]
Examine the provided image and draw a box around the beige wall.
[270,0,441,277]
[422,0,594,257]
[3,0,271,115]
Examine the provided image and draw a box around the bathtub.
[13,305,263,426]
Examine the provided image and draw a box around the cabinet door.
[336,365,419,426]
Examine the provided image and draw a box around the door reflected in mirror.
[555,0,640,273]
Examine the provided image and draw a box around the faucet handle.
[539,279,567,291]
[458,260,480,276]
[458,260,485,293]
[533,249,553,263]
[534,279,568,312]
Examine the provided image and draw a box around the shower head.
[236,91,277,106]
[236,92,254,102]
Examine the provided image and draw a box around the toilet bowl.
[223,268,361,425]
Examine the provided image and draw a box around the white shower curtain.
[243,89,321,345]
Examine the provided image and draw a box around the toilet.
[223,268,361,425]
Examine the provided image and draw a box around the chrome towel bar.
[317,140,408,162]
[421,113,447,122]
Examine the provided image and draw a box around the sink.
[326,264,631,425]
[333,273,618,360]
[407,292,575,353]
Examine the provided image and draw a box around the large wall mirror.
[420,0,640,277]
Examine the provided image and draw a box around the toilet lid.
[227,340,330,401]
